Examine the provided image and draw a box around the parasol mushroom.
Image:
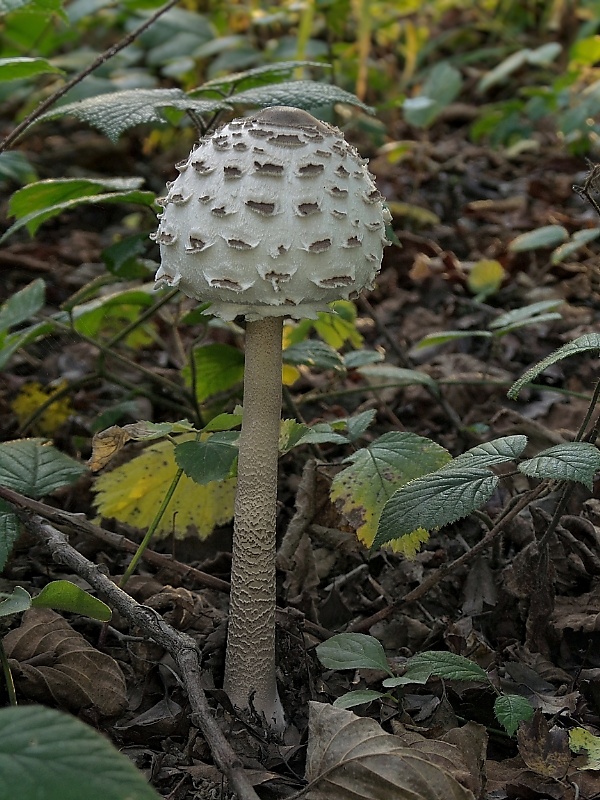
[153,106,390,728]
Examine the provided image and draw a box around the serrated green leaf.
[0,500,19,573]
[294,423,348,447]
[374,467,499,549]
[519,442,600,488]
[0,278,45,334]
[404,651,489,683]
[343,409,377,442]
[509,225,568,252]
[183,343,245,404]
[0,585,31,618]
[196,61,327,92]
[508,333,600,399]
[0,705,161,800]
[229,80,374,114]
[357,364,437,389]
[331,432,451,548]
[0,56,64,81]
[415,330,492,349]
[451,435,528,469]
[489,300,563,331]
[203,412,242,432]
[0,439,87,499]
[494,694,534,736]
[40,89,229,140]
[333,690,386,709]
[316,633,393,675]
[31,580,112,621]
[283,340,344,371]
[175,433,238,485]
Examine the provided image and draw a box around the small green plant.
[316,632,535,736]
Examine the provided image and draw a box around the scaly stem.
[224,316,284,728]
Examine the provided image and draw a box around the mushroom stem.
[224,314,284,727]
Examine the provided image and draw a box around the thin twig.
[0,485,230,593]
[12,510,260,800]
[0,0,181,152]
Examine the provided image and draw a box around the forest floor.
[2,84,600,799]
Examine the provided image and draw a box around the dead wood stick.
[12,509,260,800]
[0,485,230,593]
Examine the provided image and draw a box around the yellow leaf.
[467,259,505,299]
[11,381,72,435]
[569,727,600,769]
[93,435,235,539]
[282,364,301,386]
[386,528,430,558]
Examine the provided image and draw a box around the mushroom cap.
[153,106,391,321]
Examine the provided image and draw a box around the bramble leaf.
[402,651,489,684]
[40,89,229,140]
[316,633,393,675]
[183,343,244,404]
[519,442,600,489]
[494,694,534,736]
[229,80,374,113]
[508,333,600,399]
[451,435,528,469]
[175,432,239,485]
[0,439,86,498]
[331,432,451,550]
[374,467,499,549]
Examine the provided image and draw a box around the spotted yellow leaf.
[93,435,235,539]
[569,727,600,769]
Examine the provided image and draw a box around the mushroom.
[154,106,391,729]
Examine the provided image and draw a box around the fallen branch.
[9,507,260,800]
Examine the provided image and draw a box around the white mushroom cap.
[153,106,391,321]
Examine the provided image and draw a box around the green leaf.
[489,300,563,331]
[229,80,374,114]
[31,580,112,621]
[283,340,344,371]
[356,364,437,389]
[0,56,64,81]
[333,690,386,709]
[415,330,492,348]
[551,228,600,264]
[0,151,37,186]
[331,432,451,548]
[0,500,19,573]
[509,225,568,252]
[343,350,384,369]
[451,435,528,469]
[196,60,327,92]
[519,442,600,489]
[403,62,463,128]
[183,343,245,404]
[101,233,152,279]
[0,321,55,371]
[0,278,45,334]
[343,409,377,442]
[478,49,529,92]
[0,705,161,800]
[278,419,347,453]
[494,694,534,736]
[0,585,31,618]
[508,333,600,399]
[0,0,63,14]
[3,178,156,241]
[40,89,229,140]
[316,633,393,675]
[203,412,242,432]
[175,432,239,485]
[0,439,87,499]
[403,651,489,683]
[374,467,499,549]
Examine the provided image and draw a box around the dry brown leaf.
[88,424,134,471]
[303,702,476,800]
[4,608,127,716]
[517,710,570,780]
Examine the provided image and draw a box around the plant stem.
[224,316,284,728]
[0,640,17,706]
